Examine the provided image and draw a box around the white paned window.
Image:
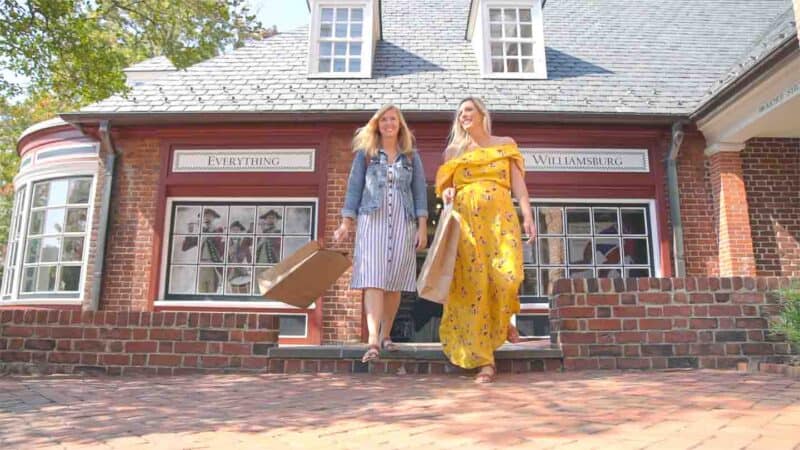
[1,186,27,298]
[20,177,92,295]
[309,0,376,78]
[164,201,316,300]
[318,7,364,73]
[471,0,547,79]
[517,203,654,307]
[488,7,536,74]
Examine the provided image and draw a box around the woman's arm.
[510,148,536,241]
[411,152,429,219]
[341,150,366,219]
[335,151,366,242]
[411,152,429,250]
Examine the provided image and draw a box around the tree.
[0,0,270,102]
[0,0,274,251]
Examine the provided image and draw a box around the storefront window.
[1,186,27,298]
[20,177,92,295]
[518,203,654,305]
[165,201,316,300]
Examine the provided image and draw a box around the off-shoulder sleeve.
[506,144,525,173]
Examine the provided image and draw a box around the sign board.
[521,148,650,173]
[758,82,800,115]
[173,149,316,173]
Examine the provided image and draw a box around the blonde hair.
[352,105,415,158]
[445,97,492,160]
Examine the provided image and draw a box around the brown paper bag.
[257,240,351,308]
[417,205,461,304]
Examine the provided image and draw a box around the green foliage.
[771,287,800,350]
[0,0,274,252]
[0,0,270,103]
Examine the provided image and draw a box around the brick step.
[265,342,563,374]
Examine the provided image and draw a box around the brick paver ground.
[1,370,798,449]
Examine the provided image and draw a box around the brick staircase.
[264,341,563,374]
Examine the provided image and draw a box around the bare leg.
[382,291,402,343]
[363,288,385,347]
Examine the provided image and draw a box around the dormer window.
[468,0,547,79]
[308,0,379,78]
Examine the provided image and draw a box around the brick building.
[2,0,799,363]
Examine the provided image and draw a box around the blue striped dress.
[351,162,417,291]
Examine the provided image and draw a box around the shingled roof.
[68,0,794,121]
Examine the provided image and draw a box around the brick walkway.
[1,370,798,449]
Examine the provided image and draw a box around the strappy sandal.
[361,344,380,363]
[381,338,399,352]
[475,365,496,384]
[507,324,521,344]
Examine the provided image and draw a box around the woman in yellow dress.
[436,97,536,383]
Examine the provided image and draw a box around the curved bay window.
[164,200,317,301]
[1,176,94,301]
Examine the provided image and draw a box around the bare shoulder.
[495,136,517,145]
[443,145,457,162]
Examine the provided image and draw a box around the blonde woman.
[334,105,428,363]
[436,97,536,383]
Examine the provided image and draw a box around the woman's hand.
[416,222,428,251]
[522,214,536,243]
[442,187,455,205]
[333,219,354,242]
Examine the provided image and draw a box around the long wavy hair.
[445,97,492,160]
[352,105,415,158]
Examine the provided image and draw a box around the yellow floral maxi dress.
[435,143,525,369]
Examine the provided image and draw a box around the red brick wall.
[81,143,110,309]
[100,136,161,311]
[550,277,794,371]
[710,151,756,276]
[742,138,800,276]
[676,136,719,276]
[0,309,278,375]
[76,127,366,343]
[321,127,364,343]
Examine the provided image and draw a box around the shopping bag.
[257,240,351,308]
[417,205,461,304]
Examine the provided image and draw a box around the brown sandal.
[475,365,496,384]
[381,338,399,352]
[361,344,380,363]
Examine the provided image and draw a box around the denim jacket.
[342,149,428,221]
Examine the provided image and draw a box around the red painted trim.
[651,134,673,277]
[17,125,84,156]
[166,185,320,198]
[146,142,172,310]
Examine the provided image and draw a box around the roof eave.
[691,34,800,121]
[60,110,686,127]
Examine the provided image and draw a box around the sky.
[250,0,310,32]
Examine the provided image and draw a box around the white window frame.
[1,160,99,304]
[277,313,309,338]
[156,196,320,309]
[2,186,27,299]
[516,198,662,312]
[475,0,547,79]
[308,0,376,78]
